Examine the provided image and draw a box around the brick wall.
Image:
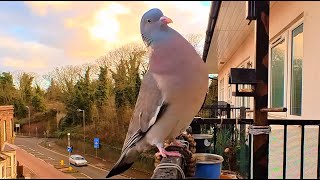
[0,106,14,150]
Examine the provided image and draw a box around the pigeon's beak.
[160,16,173,24]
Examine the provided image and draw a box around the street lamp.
[67,133,71,165]
[26,106,30,136]
[53,108,58,129]
[77,109,86,154]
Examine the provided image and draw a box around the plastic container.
[193,134,213,153]
[194,153,224,179]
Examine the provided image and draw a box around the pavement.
[37,138,152,179]
[15,137,137,179]
[16,145,75,179]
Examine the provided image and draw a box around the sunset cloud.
[0,1,211,75]
[24,1,72,16]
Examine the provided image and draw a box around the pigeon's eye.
[147,19,151,23]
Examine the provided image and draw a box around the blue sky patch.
[201,1,211,7]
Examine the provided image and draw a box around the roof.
[1,142,18,152]
[202,1,221,63]
[203,1,256,73]
[0,153,9,161]
[0,105,14,112]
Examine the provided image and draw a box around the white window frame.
[268,32,288,118]
[287,19,304,119]
[236,59,252,109]
[268,18,304,119]
[227,73,232,104]
[220,78,224,101]
[3,121,6,142]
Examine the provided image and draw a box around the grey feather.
[122,72,165,147]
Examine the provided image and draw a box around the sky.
[0,1,211,76]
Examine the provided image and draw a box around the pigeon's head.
[140,8,173,46]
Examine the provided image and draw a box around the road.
[15,137,129,179]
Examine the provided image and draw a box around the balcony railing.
[191,104,320,179]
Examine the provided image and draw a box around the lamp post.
[26,106,30,136]
[77,109,86,154]
[67,133,71,165]
[53,108,58,129]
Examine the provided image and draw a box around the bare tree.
[185,33,204,55]
[46,65,82,94]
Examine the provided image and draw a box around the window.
[10,119,13,137]
[220,78,224,101]
[270,39,286,108]
[239,64,245,108]
[228,85,231,101]
[290,24,303,116]
[245,61,253,109]
[237,63,251,108]
[269,19,303,117]
[1,165,4,178]
[227,73,232,103]
[3,121,6,142]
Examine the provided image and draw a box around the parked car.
[69,155,88,166]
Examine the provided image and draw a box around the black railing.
[192,104,320,179]
[191,115,253,178]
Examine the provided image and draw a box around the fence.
[190,104,320,179]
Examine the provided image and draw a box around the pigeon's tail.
[106,148,138,178]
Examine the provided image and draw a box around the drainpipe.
[202,1,222,63]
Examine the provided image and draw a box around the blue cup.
[194,153,224,179]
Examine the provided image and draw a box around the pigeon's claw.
[156,144,182,158]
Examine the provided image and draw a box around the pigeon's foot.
[160,148,182,157]
[157,148,182,158]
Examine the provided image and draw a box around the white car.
[69,155,88,166]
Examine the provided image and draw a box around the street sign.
[94,138,100,149]
[67,146,72,152]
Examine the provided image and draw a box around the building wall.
[0,159,7,178]
[218,31,255,118]
[2,151,16,178]
[217,1,320,120]
[0,106,15,149]
[0,106,16,178]
[269,1,320,119]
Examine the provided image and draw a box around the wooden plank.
[221,2,244,59]
[253,1,270,179]
[260,107,287,112]
[222,2,245,59]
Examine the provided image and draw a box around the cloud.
[2,57,47,69]
[0,36,72,74]
[60,1,210,58]
[0,1,210,75]
[24,1,72,16]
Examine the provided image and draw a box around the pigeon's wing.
[121,71,167,153]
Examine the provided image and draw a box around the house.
[203,1,320,120]
[0,105,17,178]
[201,1,320,179]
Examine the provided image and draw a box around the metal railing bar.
[300,125,305,179]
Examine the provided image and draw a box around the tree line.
[0,34,218,147]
